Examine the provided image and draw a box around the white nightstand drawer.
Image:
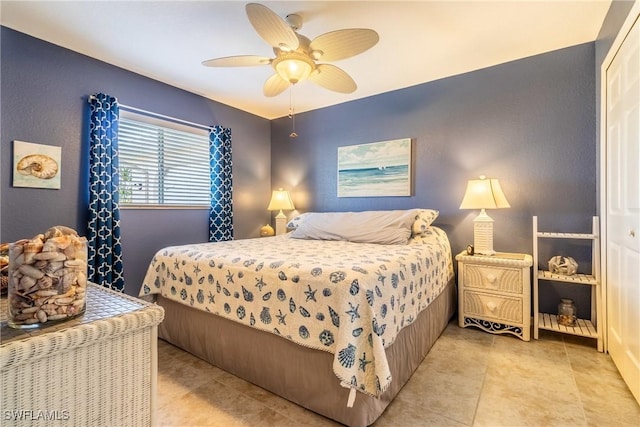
[463,264,523,294]
[462,290,523,323]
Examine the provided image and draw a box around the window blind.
[118,117,210,206]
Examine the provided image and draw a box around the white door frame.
[599,0,640,354]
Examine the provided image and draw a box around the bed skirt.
[157,278,456,427]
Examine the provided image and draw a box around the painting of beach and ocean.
[338,138,412,197]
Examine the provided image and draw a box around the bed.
[140,209,456,426]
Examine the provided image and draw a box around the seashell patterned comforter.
[141,226,454,398]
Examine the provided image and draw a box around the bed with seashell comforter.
[140,210,456,427]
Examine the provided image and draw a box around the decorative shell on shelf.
[548,256,578,276]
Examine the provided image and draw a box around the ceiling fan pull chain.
[289,87,298,138]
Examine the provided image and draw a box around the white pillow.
[286,213,309,230]
[412,209,439,235]
[290,210,419,245]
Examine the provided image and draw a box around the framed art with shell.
[13,140,61,189]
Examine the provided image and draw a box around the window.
[118,112,210,207]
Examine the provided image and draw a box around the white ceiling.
[1,1,612,120]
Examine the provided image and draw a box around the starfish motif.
[276,309,287,325]
[173,259,180,270]
[359,352,371,372]
[255,276,267,291]
[208,291,215,304]
[225,270,234,284]
[193,264,201,275]
[304,284,317,302]
[346,302,360,323]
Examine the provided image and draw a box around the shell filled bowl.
[7,226,87,329]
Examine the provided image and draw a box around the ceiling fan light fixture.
[273,52,315,84]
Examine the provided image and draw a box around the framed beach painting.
[13,141,62,189]
[338,138,412,197]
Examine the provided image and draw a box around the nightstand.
[456,251,533,341]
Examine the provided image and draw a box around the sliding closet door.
[603,5,640,404]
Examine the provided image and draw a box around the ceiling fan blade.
[202,55,271,67]
[246,3,299,51]
[308,64,357,94]
[309,29,379,62]
[264,73,291,97]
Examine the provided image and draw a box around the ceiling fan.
[202,3,379,97]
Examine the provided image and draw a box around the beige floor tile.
[156,323,640,427]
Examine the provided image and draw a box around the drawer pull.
[486,274,497,284]
[486,301,497,312]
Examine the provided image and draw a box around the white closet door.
[604,6,640,404]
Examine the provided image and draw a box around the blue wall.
[0,27,271,296]
[271,43,598,317]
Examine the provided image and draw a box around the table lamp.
[267,188,295,235]
[459,176,510,255]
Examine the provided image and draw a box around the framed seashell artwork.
[12,140,62,189]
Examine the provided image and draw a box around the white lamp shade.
[267,188,295,211]
[459,178,510,210]
[459,177,510,255]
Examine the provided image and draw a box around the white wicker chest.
[1,284,165,426]
[456,251,533,341]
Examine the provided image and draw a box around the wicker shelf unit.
[532,216,602,351]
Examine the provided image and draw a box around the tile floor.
[156,321,640,426]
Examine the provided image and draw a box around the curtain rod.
[88,95,212,131]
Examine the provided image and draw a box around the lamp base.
[473,209,495,255]
[274,210,288,236]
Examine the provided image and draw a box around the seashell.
[352,327,364,337]
[338,344,356,368]
[196,289,204,304]
[289,297,296,313]
[63,259,84,269]
[318,329,334,346]
[241,286,253,302]
[299,326,310,339]
[260,307,272,324]
[277,289,286,301]
[44,226,78,239]
[236,306,246,319]
[24,318,40,325]
[36,310,48,323]
[59,272,77,293]
[36,276,53,289]
[33,260,48,269]
[299,306,311,317]
[328,306,340,328]
[33,289,58,297]
[20,306,40,314]
[548,256,578,276]
[262,291,272,301]
[17,154,58,179]
[349,279,360,295]
[33,251,61,261]
[380,304,388,318]
[18,275,37,291]
[23,242,43,264]
[75,271,87,288]
[366,290,375,306]
[372,318,386,336]
[53,297,74,305]
[18,264,45,279]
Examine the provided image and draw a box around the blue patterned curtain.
[87,93,125,292]
[209,126,233,242]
